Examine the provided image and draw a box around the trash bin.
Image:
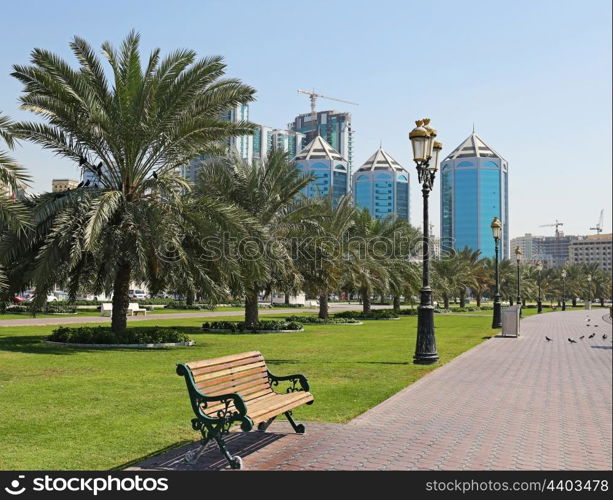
[501,304,521,337]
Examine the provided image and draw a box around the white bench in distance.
[128,303,147,316]
[100,303,113,317]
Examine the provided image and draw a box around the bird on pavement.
[568,338,577,344]
[579,335,585,339]
[603,334,608,340]
[588,333,595,339]
[545,336,552,341]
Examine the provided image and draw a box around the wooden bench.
[176,351,314,469]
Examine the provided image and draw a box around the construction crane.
[539,219,564,238]
[297,89,358,121]
[590,209,604,234]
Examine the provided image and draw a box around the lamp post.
[409,118,442,365]
[536,261,543,314]
[515,246,522,317]
[561,269,567,311]
[491,217,503,328]
[586,274,592,310]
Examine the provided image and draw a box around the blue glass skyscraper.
[440,132,509,259]
[293,135,348,205]
[352,147,410,221]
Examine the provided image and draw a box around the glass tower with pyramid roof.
[440,131,509,259]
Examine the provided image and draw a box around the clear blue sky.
[0,0,610,238]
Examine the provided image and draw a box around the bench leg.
[284,411,305,434]
[214,434,243,470]
[257,417,276,432]
[184,438,210,465]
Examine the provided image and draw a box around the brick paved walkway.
[130,309,612,471]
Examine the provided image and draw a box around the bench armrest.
[267,370,310,393]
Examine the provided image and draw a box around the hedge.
[48,326,191,344]
[334,310,399,320]
[284,315,361,324]
[202,320,303,333]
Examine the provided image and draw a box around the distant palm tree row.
[432,248,611,309]
[0,33,610,334]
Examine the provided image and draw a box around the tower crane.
[590,209,604,234]
[539,219,564,238]
[297,89,358,121]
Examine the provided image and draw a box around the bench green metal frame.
[176,362,312,469]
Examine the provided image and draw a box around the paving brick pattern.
[131,309,612,471]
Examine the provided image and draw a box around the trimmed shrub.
[202,320,303,333]
[284,315,361,324]
[48,326,191,344]
[45,303,77,314]
[397,309,418,316]
[334,310,399,320]
[166,301,215,310]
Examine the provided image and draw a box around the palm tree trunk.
[393,295,401,313]
[285,293,291,306]
[459,290,466,308]
[572,297,577,307]
[186,291,195,306]
[600,297,605,307]
[361,288,371,314]
[318,294,329,319]
[111,262,131,333]
[443,294,450,310]
[245,288,259,327]
[509,297,514,306]
[476,293,482,307]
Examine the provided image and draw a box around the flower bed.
[202,320,303,333]
[284,315,362,325]
[48,326,193,346]
[334,310,400,320]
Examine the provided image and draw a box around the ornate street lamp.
[491,217,503,328]
[536,261,543,314]
[515,246,522,317]
[410,118,442,365]
[561,269,567,311]
[586,273,592,310]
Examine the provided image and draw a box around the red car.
[12,295,26,304]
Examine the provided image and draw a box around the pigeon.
[579,335,585,340]
[84,179,91,187]
[594,325,599,327]
[588,333,595,339]
[603,334,608,340]
[152,171,158,179]
[568,338,577,344]
[545,336,552,341]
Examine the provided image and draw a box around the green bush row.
[48,326,191,344]
[284,315,361,324]
[334,310,399,320]
[202,320,303,333]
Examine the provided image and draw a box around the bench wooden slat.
[193,361,266,383]
[195,365,267,389]
[190,355,266,378]
[205,376,271,399]
[187,351,262,371]
[199,371,269,395]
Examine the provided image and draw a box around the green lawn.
[0,313,501,469]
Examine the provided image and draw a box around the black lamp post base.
[492,299,502,329]
[414,304,439,365]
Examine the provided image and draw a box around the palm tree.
[295,194,355,319]
[432,250,468,309]
[7,32,255,332]
[196,149,313,326]
[0,113,31,291]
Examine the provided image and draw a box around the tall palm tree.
[196,149,313,326]
[7,32,255,332]
[295,194,355,319]
[0,113,31,291]
[432,250,468,309]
